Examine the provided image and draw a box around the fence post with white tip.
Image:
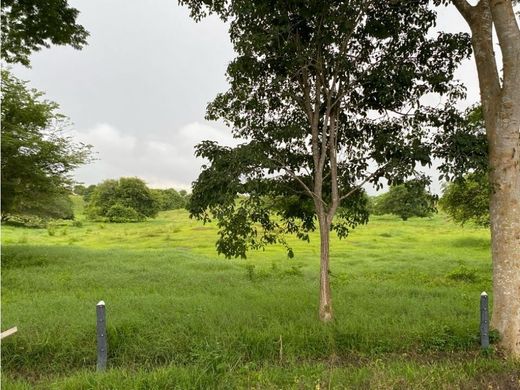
[96,300,107,371]
[480,292,489,349]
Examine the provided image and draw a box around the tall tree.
[1,70,91,221]
[440,0,520,356]
[182,0,470,321]
[1,0,89,66]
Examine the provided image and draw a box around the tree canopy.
[434,105,488,180]
[1,70,91,222]
[1,0,89,66]
[372,180,437,221]
[186,0,470,253]
[86,177,159,222]
[182,0,471,320]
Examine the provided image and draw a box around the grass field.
[1,198,519,389]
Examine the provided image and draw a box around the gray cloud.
[72,121,237,189]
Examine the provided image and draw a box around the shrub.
[446,265,478,283]
[106,203,142,223]
[71,220,83,228]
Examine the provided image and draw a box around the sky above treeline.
[11,0,485,193]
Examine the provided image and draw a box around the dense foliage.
[372,180,437,220]
[1,70,91,222]
[1,0,89,66]
[86,178,159,222]
[434,105,488,180]
[151,188,189,211]
[436,106,489,226]
[439,172,489,226]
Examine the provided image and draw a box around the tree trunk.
[318,214,333,322]
[453,0,520,356]
[489,115,520,356]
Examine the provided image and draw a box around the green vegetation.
[86,178,159,222]
[1,0,89,66]
[440,172,490,227]
[184,0,471,322]
[2,197,518,388]
[1,70,91,224]
[151,188,189,211]
[436,106,489,225]
[372,180,437,221]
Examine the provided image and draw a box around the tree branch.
[339,161,392,202]
[489,0,520,96]
[272,157,327,207]
[452,0,476,23]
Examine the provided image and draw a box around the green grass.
[2,199,519,389]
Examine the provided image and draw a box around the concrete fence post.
[480,292,489,349]
[96,301,107,371]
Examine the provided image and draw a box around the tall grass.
[1,200,518,389]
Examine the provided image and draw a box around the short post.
[96,301,107,371]
[480,292,489,349]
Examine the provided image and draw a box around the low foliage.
[106,203,142,223]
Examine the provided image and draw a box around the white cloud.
[72,122,236,190]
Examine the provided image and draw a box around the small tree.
[86,177,159,222]
[73,184,87,196]
[1,70,91,222]
[373,180,436,220]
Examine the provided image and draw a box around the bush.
[106,203,142,223]
[71,220,83,228]
[446,265,478,283]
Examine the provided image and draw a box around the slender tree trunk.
[453,0,520,356]
[318,213,333,322]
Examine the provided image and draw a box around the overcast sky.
[11,0,486,193]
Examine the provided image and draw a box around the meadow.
[1,198,519,389]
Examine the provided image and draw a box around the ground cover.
[1,199,518,389]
